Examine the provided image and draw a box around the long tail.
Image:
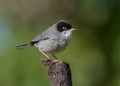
[16,42,32,50]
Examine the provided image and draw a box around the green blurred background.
[0,0,120,86]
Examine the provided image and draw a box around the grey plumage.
[16,20,76,59]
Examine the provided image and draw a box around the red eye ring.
[63,26,68,31]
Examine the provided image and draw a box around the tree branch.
[41,59,72,86]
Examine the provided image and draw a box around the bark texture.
[41,59,72,86]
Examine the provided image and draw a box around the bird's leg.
[39,49,50,59]
[53,55,58,60]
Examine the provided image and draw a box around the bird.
[16,20,76,59]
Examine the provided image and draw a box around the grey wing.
[32,25,58,43]
[31,30,50,44]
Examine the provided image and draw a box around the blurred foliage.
[0,0,120,86]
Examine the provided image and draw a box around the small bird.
[16,20,76,59]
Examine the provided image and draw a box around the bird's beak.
[71,28,77,31]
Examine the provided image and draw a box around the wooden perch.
[41,59,72,86]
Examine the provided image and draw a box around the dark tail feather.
[16,42,32,50]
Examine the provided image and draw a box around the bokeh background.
[0,0,120,86]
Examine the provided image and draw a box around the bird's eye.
[63,26,68,31]
[57,21,72,32]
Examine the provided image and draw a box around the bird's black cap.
[56,20,72,32]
